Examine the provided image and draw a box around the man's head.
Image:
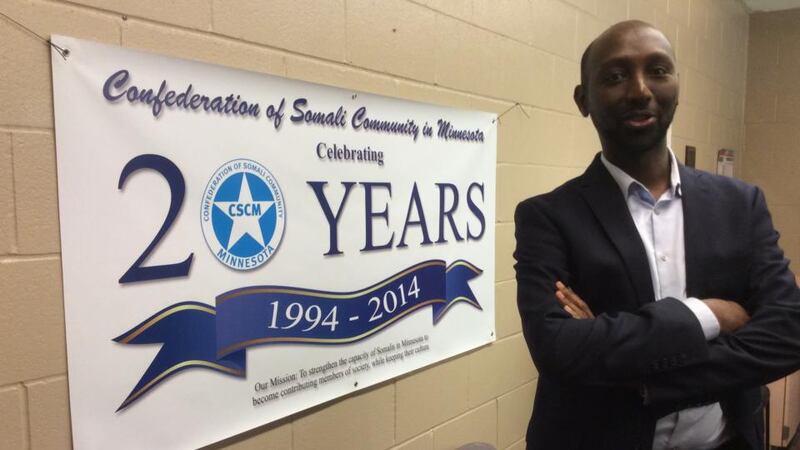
[574,21,679,156]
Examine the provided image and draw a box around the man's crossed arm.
[555,281,751,334]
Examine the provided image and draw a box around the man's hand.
[556,281,594,319]
[702,298,750,334]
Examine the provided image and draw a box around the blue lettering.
[398,182,432,248]
[228,204,262,216]
[308,181,356,256]
[361,182,393,252]
[291,98,307,123]
[103,69,129,101]
[436,183,464,243]
[466,183,485,240]
[351,106,367,130]
[265,98,285,129]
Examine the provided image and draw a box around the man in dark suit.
[514,20,800,450]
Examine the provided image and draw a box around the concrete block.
[496,280,521,339]
[432,15,496,97]
[777,90,800,123]
[432,401,497,450]
[0,385,26,450]
[497,107,574,165]
[563,0,597,16]
[696,34,715,75]
[759,176,800,210]
[211,0,346,62]
[395,356,470,441]
[346,0,437,83]
[705,8,723,52]
[745,123,799,159]
[393,432,433,450]
[467,334,536,407]
[628,1,656,24]
[676,24,698,69]
[292,383,394,450]
[689,0,710,38]
[12,132,60,254]
[709,116,739,151]
[505,439,527,450]
[412,0,473,22]
[671,102,695,141]
[216,421,292,450]
[741,135,773,185]
[693,145,717,174]
[395,81,475,110]
[121,19,286,77]
[550,57,580,115]
[472,0,533,44]
[497,44,554,108]
[497,381,536,449]
[570,116,601,164]
[530,0,578,60]
[744,80,778,123]
[434,14,553,105]
[285,56,397,96]
[596,0,628,25]
[27,376,71,450]
[682,69,709,109]
[68,0,211,30]
[0,133,14,254]
[780,235,800,274]
[0,257,66,385]
[496,164,582,223]
[654,14,679,50]
[669,135,691,164]
[770,205,800,239]
[0,0,120,128]
[496,222,515,283]
[576,11,604,62]
[667,0,690,27]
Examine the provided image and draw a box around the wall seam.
[21,382,31,449]
[207,0,214,32]
[343,0,350,65]
[0,126,53,133]
[9,133,19,255]
[0,254,60,263]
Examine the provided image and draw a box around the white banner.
[51,35,496,449]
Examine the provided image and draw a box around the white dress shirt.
[601,151,730,450]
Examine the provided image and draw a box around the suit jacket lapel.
[578,155,655,305]
[678,164,707,298]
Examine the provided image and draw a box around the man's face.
[575,25,679,154]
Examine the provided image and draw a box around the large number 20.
[117,154,193,284]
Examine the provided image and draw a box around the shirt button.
[660,255,667,262]
[653,208,661,215]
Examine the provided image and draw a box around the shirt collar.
[600,149,682,202]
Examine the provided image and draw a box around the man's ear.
[574,85,589,117]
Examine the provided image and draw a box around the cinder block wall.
[0,1,749,449]
[743,9,800,270]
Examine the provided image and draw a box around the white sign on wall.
[51,35,496,449]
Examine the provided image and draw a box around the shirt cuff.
[683,297,720,341]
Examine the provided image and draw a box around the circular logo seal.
[201,159,285,270]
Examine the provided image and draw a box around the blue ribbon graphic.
[114,260,482,411]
